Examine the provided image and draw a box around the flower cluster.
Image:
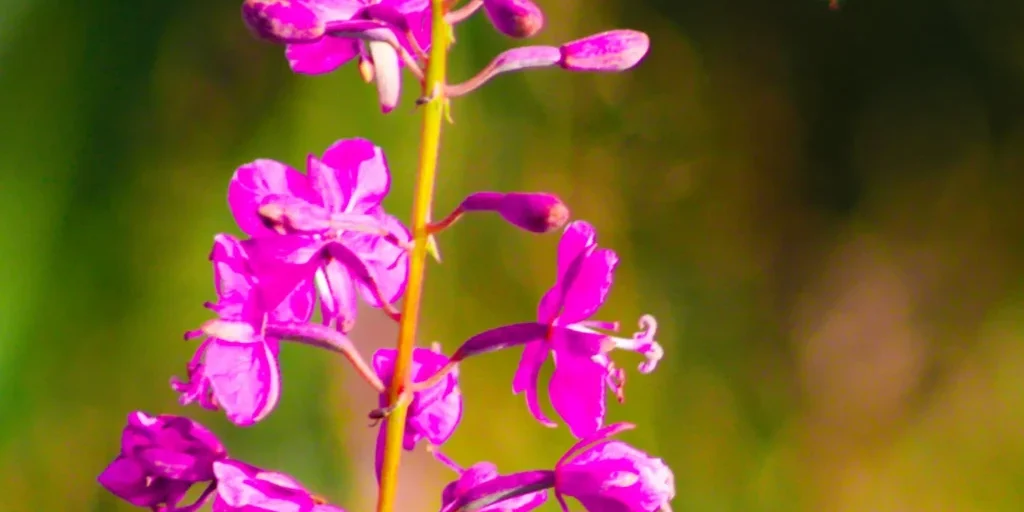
[98,1,673,511]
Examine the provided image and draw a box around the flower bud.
[559,30,650,72]
[460,192,569,234]
[241,0,325,44]
[483,0,545,38]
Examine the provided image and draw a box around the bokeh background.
[2,0,1024,510]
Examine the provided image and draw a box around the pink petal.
[306,0,366,20]
[320,258,360,331]
[228,159,320,238]
[204,339,281,427]
[512,342,557,427]
[366,39,401,113]
[286,37,360,75]
[558,247,619,324]
[319,138,391,213]
[209,234,256,319]
[241,235,323,319]
[556,221,598,281]
[270,279,317,325]
[352,214,409,306]
[548,352,606,438]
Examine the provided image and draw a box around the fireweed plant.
[97,0,674,511]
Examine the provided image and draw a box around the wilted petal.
[228,159,320,238]
[559,30,650,72]
[203,339,282,427]
[548,351,607,438]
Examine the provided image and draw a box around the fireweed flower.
[439,423,674,512]
[228,138,410,333]
[452,221,663,438]
[446,29,650,98]
[242,0,430,112]
[98,412,227,510]
[172,234,315,426]
[213,460,346,512]
[372,347,463,479]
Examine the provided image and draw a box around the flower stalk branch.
[376,0,450,510]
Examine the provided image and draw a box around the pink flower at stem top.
[452,220,664,438]
[228,137,410,333]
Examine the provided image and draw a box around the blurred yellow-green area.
[2,0,1024,510]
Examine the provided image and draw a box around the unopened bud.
[461,192,569,233]
[241,0,325,44]
[559,29,650,72]
[483,0,545,39]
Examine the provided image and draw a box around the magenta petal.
[549,352,606,438]
[536,286,562,325]
[512,341,557,427]
[305,0,366,20]
[228,159,320,238]
[558,247,619,324]
[98,457,155,506]
[286,36,360,75]
[209,234,256,321]
[556,221,598,280]
[318,138,390,213]
[353,213,409,306]
[319,260,359,331]
[556,441,675,512]
[241,235,323,319]
[212,460,315,512]
[271,279,317,325]
[204,339,281,427]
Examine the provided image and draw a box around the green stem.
[375,1,449,511]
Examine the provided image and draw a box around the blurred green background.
[2,0,1024,510]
